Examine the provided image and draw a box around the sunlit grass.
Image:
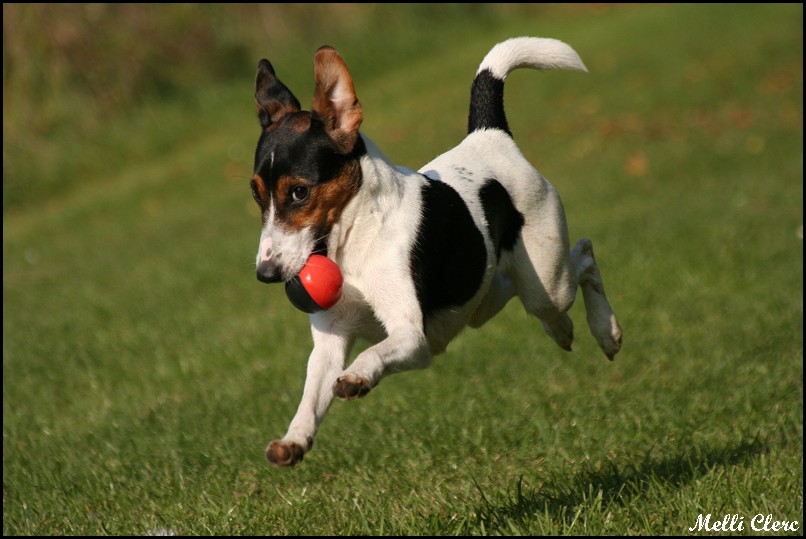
[3,3,802,535]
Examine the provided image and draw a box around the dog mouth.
[256,248,306,284]
[256,268,284,284]
[259,257,307,284]
[256,228,330,284]
[312,238,329,257]
[256,246,328,285]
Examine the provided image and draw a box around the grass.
[3,3,803,535]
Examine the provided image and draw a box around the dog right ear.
[312,46,363,154]
[255,59,301,129]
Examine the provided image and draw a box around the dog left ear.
[255,59,301,129]
[312,46,363,154]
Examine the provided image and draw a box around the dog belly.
[423,299,487,354]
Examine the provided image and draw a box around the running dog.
[250,37,623,466]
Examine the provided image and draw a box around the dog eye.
[250,181,260,204]
[290,185,309,203]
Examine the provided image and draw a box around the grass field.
[3,4,803,535]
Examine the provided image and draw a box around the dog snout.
[256,230,283,283]
[256,260,283,284]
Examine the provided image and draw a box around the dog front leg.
[333,326,430,399]
[265,321,353,467]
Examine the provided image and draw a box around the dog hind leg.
[571,238,623,360]
[508,234,577,352]
[538,311,575,352]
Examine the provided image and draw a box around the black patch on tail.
[410,179,487,327]
[479,180,524,257]
[468,69,510,135]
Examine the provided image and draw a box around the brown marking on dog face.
[272,159,361,236]
[250,174,270,217]
[273,175,304,216]
[252,174,269,200]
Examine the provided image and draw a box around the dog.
[250,37,623,467]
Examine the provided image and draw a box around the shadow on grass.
[464,432,780,533]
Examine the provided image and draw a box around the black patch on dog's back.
[410,179,486,327]
[479,180,524,257]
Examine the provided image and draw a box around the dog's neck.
[327,133,417,265]
[357,134,413,194]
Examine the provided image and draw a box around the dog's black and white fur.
[250,37,623,466]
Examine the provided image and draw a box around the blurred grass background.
[3,3,566,212]
[3,3,803,535]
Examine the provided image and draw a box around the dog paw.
[265,440,304,467]
[600,314,623,361]
[333,373,372,400]
[541,315,574,352]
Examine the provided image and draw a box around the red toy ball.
[285,254,344,313]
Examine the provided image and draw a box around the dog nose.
[256,262,283,284]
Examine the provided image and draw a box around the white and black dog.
[250,37,623,467]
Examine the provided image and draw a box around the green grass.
[3,4,803,535]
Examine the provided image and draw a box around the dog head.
[251,46,364,283]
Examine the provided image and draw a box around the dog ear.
[255,59,301,129]
[312,46,363,153]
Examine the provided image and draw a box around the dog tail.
[468,37,587,135]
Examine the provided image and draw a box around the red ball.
[285,255,343,313]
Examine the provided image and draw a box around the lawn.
[3,4,802,535]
